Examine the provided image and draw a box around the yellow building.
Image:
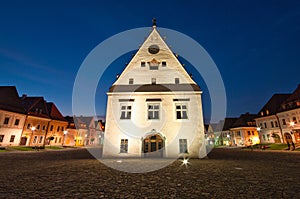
[229,113,260,146]
[20,96,51,146]
[45,103,68,146]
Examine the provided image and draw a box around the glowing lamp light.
[31,126,36,131]
[290,121,295,127]
[63,130,68,135]
[180,158,190,167]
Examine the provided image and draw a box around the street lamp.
[62,130,68,147]
[289,122,296,150]
[29,126,36,146]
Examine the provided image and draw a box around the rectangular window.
[14,119,20,126]
[282,119,286,125]
[0,135,4,142]
[50,125,54,131]
[176,104,188,119]
[141,61,146,67]
[236,131,241,136]
[263,134,266,141]
[3,117,9,125]
[120,105,132,119]
[271,121,274,128]
[59,137,62,143]
[129,78,134,84]
[62,127,64,131]
[175,78,180,84]
[27,123,31,129]
[37,124,40,130]
[260,123,263,129]
[293,117,297,124]
[251,131,254,135]
[179,139,188,153]
[267,134,270,141]
[120,139,128,153]
[39,136,43,144]
[57,126,60,132]
[151,78,156,84]
[33,136,38,144]
[247,131,251,136]
[9,135,15,143]
[148,104,159,120]
[162,61,166,67]
[42,125,46,130]
[275,121,278,127]
[264,122,267,128]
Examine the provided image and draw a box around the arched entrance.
[142,132,165,158]
[272,133,281,143]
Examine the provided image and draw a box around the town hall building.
[102,21,206,158]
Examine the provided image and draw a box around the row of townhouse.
[0,86,104,147]
[205,84,300,147]
[205,114,260,147]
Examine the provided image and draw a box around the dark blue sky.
[1,0,300,121]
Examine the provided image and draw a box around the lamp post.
[62,130,68,147]
[29,126,36,146]
[289,122,295,150]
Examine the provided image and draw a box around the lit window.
[14,119,20,126]
[176,104,188,119]
[162,61,166,67]
[3,117,9,125]
[151,78,156,84]
[120,139,128,153]
[129,78,134,84]
[175,78,180,84]
[148,104,159,120]
[141,61,146,67]
[267,134,270,141]
[179,139,188,153]
[120,105,132,119]
[0,135,4,142]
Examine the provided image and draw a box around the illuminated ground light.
[180,158,190,168]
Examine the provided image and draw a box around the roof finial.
[152,18,157,27]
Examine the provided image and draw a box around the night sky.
[1,0,300,122]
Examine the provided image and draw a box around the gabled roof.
[278,84,300,111]
[0,86,25,114]
[74,116,94,129]
[110,22,198,90]
[20,96,50,118]
[222,118,239,131]
[231,113,257,128]
[258,94,291,117]
[46,102,66,121]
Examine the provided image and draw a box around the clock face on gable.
[148,45,160,54]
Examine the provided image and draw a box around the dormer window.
[148,58,159,70]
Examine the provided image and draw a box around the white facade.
[0,110,26,146]
[103,25,205,158]
[277,108,300,144]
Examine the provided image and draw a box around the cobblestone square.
[0,148,299,198]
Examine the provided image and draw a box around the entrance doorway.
[143,134,164,158]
